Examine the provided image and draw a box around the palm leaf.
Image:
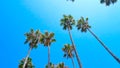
[45,31,49,37]
[51,39,56,42]
[49,33,54,38]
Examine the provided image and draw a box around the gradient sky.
[0,0,120,68]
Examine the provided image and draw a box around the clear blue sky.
[0,0,120,68]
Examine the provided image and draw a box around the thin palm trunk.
[71,57,75,68]
[48,45,51,68]
[23,47,32,68]
[68,27,82,68]
[88,28,120,63]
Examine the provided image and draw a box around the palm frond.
[45,31,49,37]
[100,0,105,3]
[51,39,56,42]
[49,33,54,38]
[30,29,34,34]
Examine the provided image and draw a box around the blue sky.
[0,0,120,68]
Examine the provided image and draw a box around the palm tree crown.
[56,62,68,68]
[45,62,68,68]
[62,44,75,68]
[45,62,55,68]
[40,31,56,46]
[60,15,75,30]
[19,57,35,68]
[24,29,41,48]
[76,17,91,32]
[66,0,75,2]
[62,44,74,59]
[100,0,117,6]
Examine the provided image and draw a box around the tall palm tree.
[62,44,75,68]
[23,29,41,68]
[100,0,117,6]
[40,31,56,68]
[76,17,120,63]
[60,15,82,68]
[19,57,35,68]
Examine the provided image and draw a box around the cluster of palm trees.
[60,15,120,68]
[60,15,82,68]
[19,29,56,68]
[19,15,120,68]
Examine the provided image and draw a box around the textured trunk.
[48,45,51,68]
[88,28,120,63]
[68,27,82,68]
[23,47,32,68]
[71,57,75,68]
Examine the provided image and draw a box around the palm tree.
[100,0,117,6]
[45,62,55,68]
[60,15,82,68]
[66,0,75,2]
[23,29,41,68]
[40,31,56,68]
[62,44,75,68]
[19,57,35,68]
[76,17,120,63]
[56,62,68,68]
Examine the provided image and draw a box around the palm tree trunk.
[88,28,120,63]
[68,28,82,68]
[48,45,51,68]
[71,57,75,68]
[23,47,32,68]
